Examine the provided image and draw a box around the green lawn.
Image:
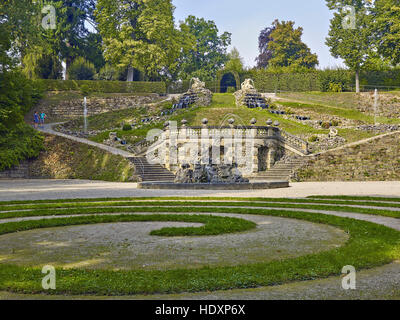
[0,197,399,296]
[277,92,400,125]
[56,92,397,150]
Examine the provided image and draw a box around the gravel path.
[1,180,400,201]
[37,124,134,158]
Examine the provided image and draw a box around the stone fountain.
[174,78,212,108]
[175,163,249,184]
[234,79,268,109]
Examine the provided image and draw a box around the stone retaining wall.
[32,94,161,122]
[0,162,31,179]
[294,132,400,182]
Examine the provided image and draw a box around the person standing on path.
[33,111,40,129]
[40,112,47,128]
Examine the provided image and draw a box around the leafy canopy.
[178,15,232,81]
[374,0,400,65]
[96,0,192,80]
[326,0,374,71]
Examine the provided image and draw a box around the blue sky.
[172,0,344,69]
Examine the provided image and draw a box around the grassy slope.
[277,92,400,125]
[29,134,136,182]
[89,94,326,144]
[54,92,397,155]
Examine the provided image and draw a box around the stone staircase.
[251,157,309,182]
[128,157,175,182]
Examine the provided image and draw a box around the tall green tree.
[39,0,97,78]
[225,47,245,75]
[0,1,44,170]
[374,0,400,66]
[178,15,231,81]
[0,0,41,69]
[95,0,191,81]
[259,20,319,70]
[326,0,374,93]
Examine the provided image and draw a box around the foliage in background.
[38,0,99,77]
[255,20,319,70]
[177,15,232,81]
[22,48,63,80]
[67,57,96,80]
[95,0,193,80]
[95,65,130,81]
[0,0,42,69]
[374,0,400,66]
[0,71,44,171]
[255,23,275,69]
[224,47,245,75]
[326,0,375,93]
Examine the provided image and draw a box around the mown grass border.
[1,199,400,219]
[2,195,400,206]
[0,203,399,296]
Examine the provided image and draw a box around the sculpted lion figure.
[191,77,206,90]
[241,79,255,91]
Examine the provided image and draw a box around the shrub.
[122,124,132,131]
[321,122,331,129]
[227,86,236,93]
[309,135,319,142]
[328,82,343,93]
[80,84,91,96]
[95,64,128,81]
[68,57,96,80]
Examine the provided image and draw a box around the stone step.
[128,157,175,182]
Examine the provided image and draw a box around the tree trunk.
[127,67,134,82]
[64,58,73,80]
[355,69,360,93]
[62,60,67,80]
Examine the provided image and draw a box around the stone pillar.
[164,124,171,170]
[267,146,277,169]
[252,147,259,174]
[201,123,210,165]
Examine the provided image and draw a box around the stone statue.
[234,78,260,107]
[191,77,206,90]
[174,164,194,183]
[176,77,212,107]
[241,79,255,91]
[175,163,249,184]
[329,128,339,138]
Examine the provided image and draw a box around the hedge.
[167,80,219,94]
[33,70,400,94]
[35,79,166,94]
[249,69,400,92]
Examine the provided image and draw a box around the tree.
[255,24,275,68]
[326,0,374,93]
[374,0,400,66]
[38,0,97,78]
[225,47,245,74]
[259,20,319,70]
[68,57,96,80]
[96,0,191,81]
[0,0,41,70]
[22,49,63,79]
[178,15,231,81]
